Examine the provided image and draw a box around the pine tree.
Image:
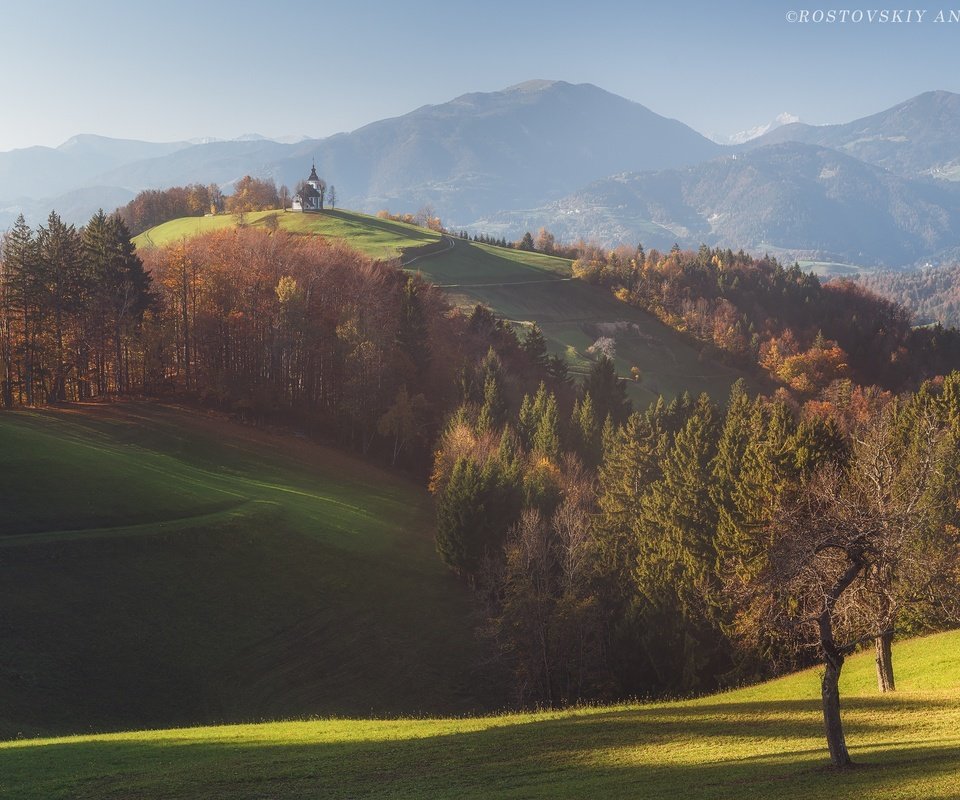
[522,322,548,371]
[38,212,84,402]
[435,457,487,578]
[582,355,630,424]
[518,381,549,449]
[532,392,560,460]
[570,392,601,467]
[1,215,38,404]
[634,393,725,692]
[476,371,506,434]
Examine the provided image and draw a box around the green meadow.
[133,208,438,260]
[1,624,957,799]
[136,210,748,403]
[0,404,497,740]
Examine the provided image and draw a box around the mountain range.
[3,81,960,267]
[481,143,960,265]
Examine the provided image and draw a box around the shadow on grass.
[321,209,437,243]
[2,701,959,800]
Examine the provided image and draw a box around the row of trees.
[0,213,153,405]
[571,243,960,394]
[118,184,225,235]
[430,349,960,765]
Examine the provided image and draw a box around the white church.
[292,163,325,212]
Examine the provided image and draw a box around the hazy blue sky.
[1,0,958,152]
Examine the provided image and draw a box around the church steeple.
[308,162,320,185]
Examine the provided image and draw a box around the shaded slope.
[0,404,498,739]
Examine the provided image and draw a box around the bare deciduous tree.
[764,405,958,767]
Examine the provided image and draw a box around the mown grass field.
[1,626,957,799]
[133,208,438,260]
[136,211,748,403]
[0,404,497,740]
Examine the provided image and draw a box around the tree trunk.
[875,631,895,693]
[821,658,852,767]
[817,555,864,768]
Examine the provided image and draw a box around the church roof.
[297,183,321,198]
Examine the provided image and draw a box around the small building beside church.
[292,163,325,212]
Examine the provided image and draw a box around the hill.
[1,626,957,799]
[491,142,960,266]
[748,90,960,181]
[133,208,440,261]
[855,264,960,327]
[408,237,747,404]
[0,403,498,739]
[136,210,748,404]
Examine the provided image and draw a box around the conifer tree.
[518,381,549,449]
[38,212,83,401]
[435,457,487,579]
[634,393,725,691]
[477,371,506,434]
[570,392,601,467]
[522,322,548,370]
[1,216,38,404]
[532,392,560,460]
[582,355,630,424]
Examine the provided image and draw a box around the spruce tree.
[634,393,725,692]
[38,212,84,402]
[476,371,506,434]
[518,381,549,449]
[1,216,38,404]
[582,355,630,424]
[532,392,560,460]
[522,322,548,371]
[570,391,601,467]
[435,457,487,578]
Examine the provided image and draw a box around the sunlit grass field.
[2,628,957,799]
[133,208,438,260]
[136,210,748,403]
[0,404,497,740]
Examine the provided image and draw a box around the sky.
[1,0,959,152]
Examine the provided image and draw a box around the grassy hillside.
[0,404,497,739]
[136,210,747,403]
[2,628,957,799]
[411,238,747,403]
[133,208,439,260]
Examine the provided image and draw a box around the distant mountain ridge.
[80,80,723,222]
[3,83,960,268]
[745,90,960,180]
[0,80,721,228]
[481,142,960,266]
